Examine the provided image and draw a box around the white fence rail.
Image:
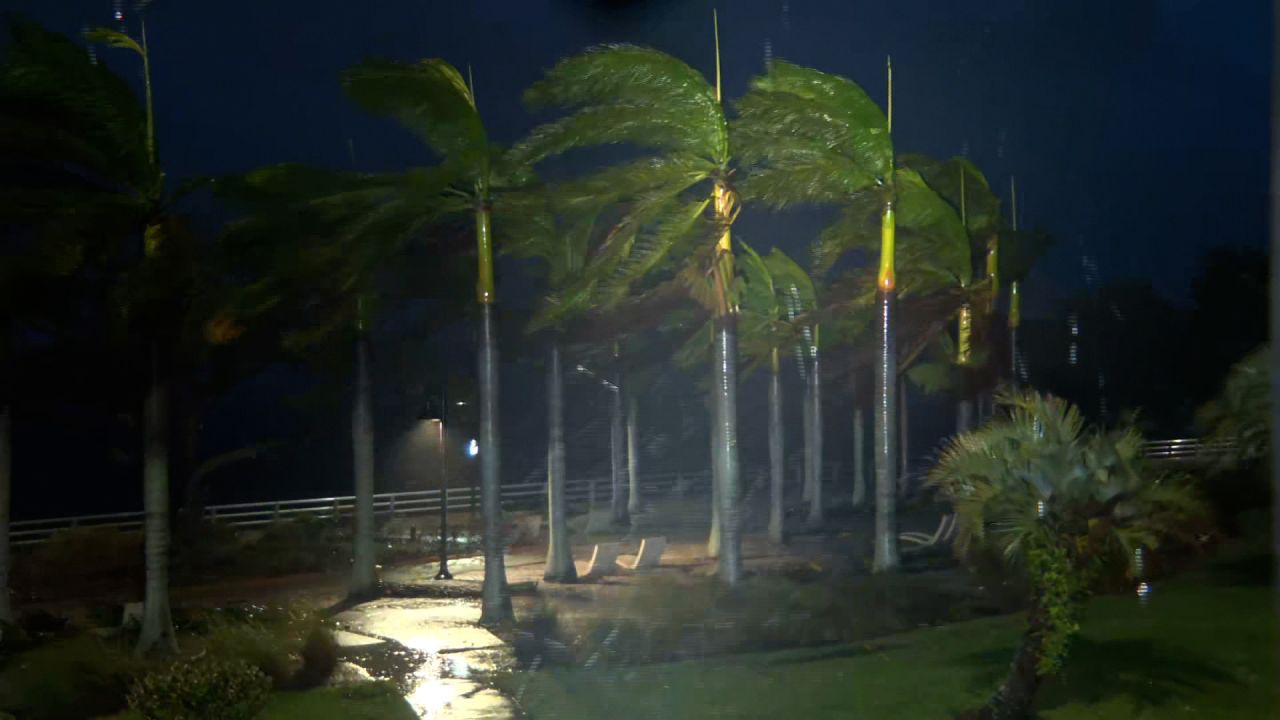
[10,439,1227,546]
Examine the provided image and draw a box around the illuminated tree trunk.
[977,599,1049,720]
[802,370,814,503]
[873,187,901,573]
[626,393,640,518]
[609,355,626,526]
[713,316,742,586]
[476,202,512,625]
[706,393,721,559]
[137,352,176,654]
[767,349,785,544]
[543,343,576,583]
[349,303,377,598]
[806,351,823,528]
[957,398,975,435]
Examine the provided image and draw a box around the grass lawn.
[507,554,1277,719]
[101,683,418,719]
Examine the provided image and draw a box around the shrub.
[0,636,143,720]
[21,528,142,599]
[127,656,270,720]
[201,608,338,689]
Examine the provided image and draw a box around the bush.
[0,636,143,720]
[127,656,270,720]
[201,608,338,689]
[240,516,347,576]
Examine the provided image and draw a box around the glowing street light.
[419,397,452,580]
[467,438,479,458]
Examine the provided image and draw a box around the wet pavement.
[335,592,518,719]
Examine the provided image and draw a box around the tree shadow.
[763,640,906,666]
[962,637,1238,715]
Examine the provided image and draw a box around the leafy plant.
[929,391,1204,719]
[0,636,143,720]
[127,656,270,720]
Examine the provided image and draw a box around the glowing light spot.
[467,439,479,458]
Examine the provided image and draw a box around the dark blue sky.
[14,0,1271,305]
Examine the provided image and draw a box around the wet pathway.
[334,593,517,719]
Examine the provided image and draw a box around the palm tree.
[738,244,815,543]
[931,392,1202,719]
[517,18,743,584]
[229,58,528,623]
[734,60,967,572]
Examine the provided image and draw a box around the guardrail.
[8,438,1228,546]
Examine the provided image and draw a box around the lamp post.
[421,398,452,580]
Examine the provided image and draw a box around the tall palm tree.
[738,244,815,543]
[232,58,529,623]
[734,60,965,572]
[931,392,1202,719]
[518,17,743,584]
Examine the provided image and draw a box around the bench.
[584,542,622,577]
[623,536,667,571]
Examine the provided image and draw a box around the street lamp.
[419,397,452,580]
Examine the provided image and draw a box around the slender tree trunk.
[1009,325,1020,391]
[626,393,640,519]
[543,344,576,583]
[898,376,910,497]
[478,304,512,624]
[802,373,813,503]
[609,357,626,526]
[957,398,975,435]
[713,316,741,586]
[350,317,377,599]
[137,352,176,654]
[767,351,784,544]
[978,601,1048,720]
[873,291,901,573]
[707,393,721,559]
[806,352,824,528]
[852,406,866,509]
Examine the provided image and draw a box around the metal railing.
[9,470,700,546]
[1140,438,1235,460]
[8,438,1227,546]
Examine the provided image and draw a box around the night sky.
[15,0,1271,299]
[7,0,1273,514]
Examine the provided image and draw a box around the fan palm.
[517,19,744,583]
[930,392,1202,719]
[734,60,968,571]
[231,57,530,623]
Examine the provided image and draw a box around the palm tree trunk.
[626,393,640,519]
[979,601,1049,720]
[543,343,576,583]
[713,316,742,586]
[802,373,813,503]
[897,376,910,497]
[707,393,721,559]
[1009,280,1021,391]
[873,291,901,573]
[478,304,512,624]
[350,318,377,598]
[137,352,176,654]
[852,405,866,509]
[806,352,824,528]
[957,398,975,435]
[609,355,626,527]
[767,350,784,544]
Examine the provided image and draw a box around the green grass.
[507,556,1277,719]
[101,683,417,720]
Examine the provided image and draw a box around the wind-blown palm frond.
[930,392,1203,569]
[902,154,1000,238]
[521,45,725,162]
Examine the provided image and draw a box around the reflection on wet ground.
[335,595,517,719]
